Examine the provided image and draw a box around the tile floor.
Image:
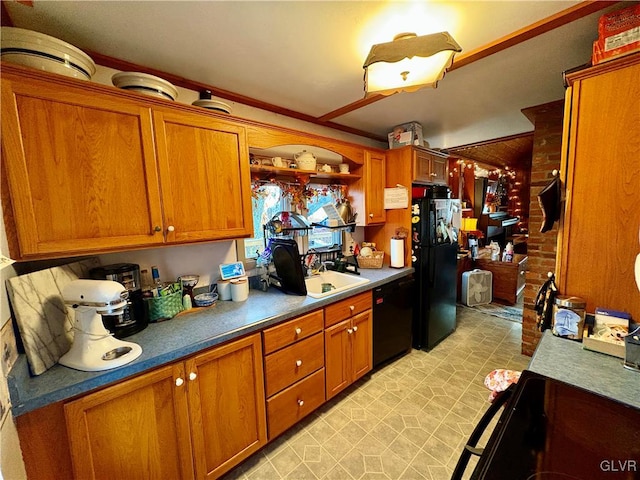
[224,305,531,480]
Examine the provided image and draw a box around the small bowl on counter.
[194,292,218,308]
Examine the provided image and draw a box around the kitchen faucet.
[317,261,334,273]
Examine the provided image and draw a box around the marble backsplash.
[6,258,100,376]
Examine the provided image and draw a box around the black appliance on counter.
[454,370,640,480]
[89,263,147,338]
[411,185,457,350]
[372,276,414,367]
[269,238,307,295]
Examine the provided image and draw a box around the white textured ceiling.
[3,1,618,148]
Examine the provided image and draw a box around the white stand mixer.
[59,279,143,371]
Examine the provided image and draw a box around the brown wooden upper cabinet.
[1,65,253,260]
[153,109,253,244]
[413,147,449,185]
[558,54,640,321]
[350,149,386,226]
[384,146,449,188]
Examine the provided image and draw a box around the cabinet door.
[64,363,194,480]
[153,109,253,243]
[364,150,386,224]
[413,149,448,185]
[430,156,448,185]
[186,333,267,479]
[559,58,640,320]
[324,319,351,400]
[351,310,373,382]
[1,75,164,258]
[413,150,433,183]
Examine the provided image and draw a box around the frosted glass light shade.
[363,32,461,98]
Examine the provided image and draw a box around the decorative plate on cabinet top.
[1,27,96,80]
[111,71,178,101]
[191,98,232,114]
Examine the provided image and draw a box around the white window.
[307,186,342,250]
[242,184,288,260]
[238,182,343,264]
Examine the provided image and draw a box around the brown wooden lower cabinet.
[64,363,194,480]
[15,290,377,479]
[262,310,326,440]
[325,309,373,400]
[64,333,266,480]
[266,368,326,439]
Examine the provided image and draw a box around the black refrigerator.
[411,186,458,350]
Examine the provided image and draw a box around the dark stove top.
[472,370,640,480]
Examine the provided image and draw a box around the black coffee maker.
[90,263,148,338]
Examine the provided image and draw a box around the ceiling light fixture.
[363,31,461,98]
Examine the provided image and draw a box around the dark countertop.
[8,266,413,416]
[528,331,640,409]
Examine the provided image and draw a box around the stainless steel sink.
[305,271,370,298]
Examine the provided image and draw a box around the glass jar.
[552,295,587,340]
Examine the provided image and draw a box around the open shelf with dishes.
[249,164,359,181]
[249,147,360,183]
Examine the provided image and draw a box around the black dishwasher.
[373,276,414,367]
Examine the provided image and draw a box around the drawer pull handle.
[349,305,355,312]
[175,377,184,387]
[352,326,358,332]
[296,359,303,367]
[347,328,353,334]
[297,399,304,407]
[167,225,175,233]
[153,225,162,233]
[295,327,302,335]
[189,372,197,381]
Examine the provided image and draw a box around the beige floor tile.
[270,445,303,478]
[322,431,353,462]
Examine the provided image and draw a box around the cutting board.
[6,257,100,376]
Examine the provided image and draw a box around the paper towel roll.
[231,277,249,302]
[390,238,404,268]
[217,280,231,300]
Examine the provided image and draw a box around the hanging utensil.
[336,198,353,224]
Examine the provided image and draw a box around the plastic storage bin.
[462,269,493,306]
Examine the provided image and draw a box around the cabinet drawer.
[263,310,323,354]
[264,333,324,397]
[267,368,325,440]
[324,291,372,328]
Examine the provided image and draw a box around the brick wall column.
[520,100,565,356]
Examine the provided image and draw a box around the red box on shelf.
[592,4,640,65]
